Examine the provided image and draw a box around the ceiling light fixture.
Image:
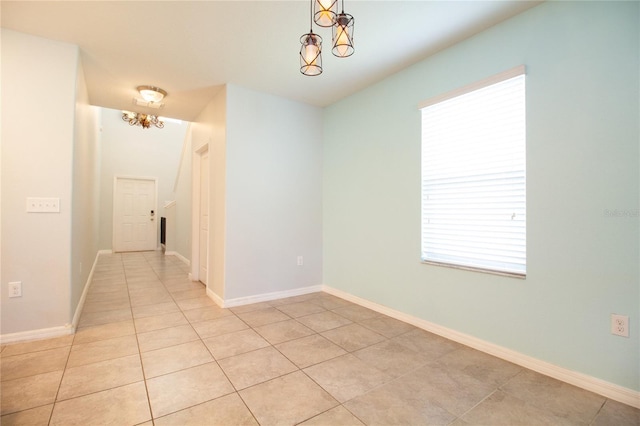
[300,1,323,76]
[122,111,165,129]
[137,85,167,103]
[332,0,354,57]
[300,0,354,76]
[314,0,337,27]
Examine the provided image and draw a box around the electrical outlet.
[297,256,304,266]
[8,282,22,298]
[611,314,629,337]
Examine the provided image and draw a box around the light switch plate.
[26,197,60,213]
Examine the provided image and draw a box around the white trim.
[70,250,101,330]
[164,200,176,209]
[418,64,526,109]
[206,287,225,308]
[322,285,640,409]
[211,285,323,309]
[98,249,113,255]
[191,144,209,282]
[0,325,74,345]
[165,251,190,266]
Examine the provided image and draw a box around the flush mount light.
[136,86,167,103]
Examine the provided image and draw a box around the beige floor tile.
[592,399,640,426]
[331,304,381,322]
[191,315,249,339]
[141,340,213,378]
[321,323,386,352]
[73,320,135,344]
[240,371,338,425]
[67,334,139,368]
[77,308,132,328]
[85,287,128,300]
[236,307,290,327]
[352,340,429,378]
[170,288,206,301]
[50,381,151,426]
[439,346,522,387]
[1,371,62,415]
[275,334,346,368]
[154,393,258,426]
[307,294,353,310]
[396,361,496,416]
[253,319,315,345]
[344,378,457,425]
[268,294,317,306]
[0,346,70,381]
[137,324,199,353]
[276,301,326,318]
[176,296,216,311]
[57,354,143,400]
[303,354,391,403]
[358,315,416,338]
[218,346,297,390]
[0,403,53,426]
[182,305,233,323]
[134,311,189,333]
[391,328,462,360]
[132,301,180,319]
[1,334,74,357]
[126,279,164,289]
[461,390,575,425]
[81,298,131,313]
[229,301,274,314]
[300,405,365,425]
[146,362,234,418]
[296,310,353,333]
[129,288,173,307]
[500,369,606,423]
[202,329,270,360]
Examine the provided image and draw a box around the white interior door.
[198,151,209,284]
[113,177,157,252]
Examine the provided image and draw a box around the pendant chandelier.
[300,1,323,76]
[122,111,165,129]
[300,0,354,76]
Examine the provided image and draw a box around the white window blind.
[420,68,526,276]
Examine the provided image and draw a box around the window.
[420,66,526,276]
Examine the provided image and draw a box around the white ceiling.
[1,1,541,121]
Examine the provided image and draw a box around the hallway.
[0,252,637,425]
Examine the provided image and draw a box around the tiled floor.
[1,252,638,425]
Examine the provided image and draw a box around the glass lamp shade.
[332,12,354,57]
[313,0,338,27]
[300,32,323,76]
[137,86,167,103]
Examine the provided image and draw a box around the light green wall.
[323,1,639,391]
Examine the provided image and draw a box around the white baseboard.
[322,285,640,409]
[165,251,190,266]
[212,285,323,309]
[206,287,225,308]
[98,249,113,255]
[70,251,101,330]
[0,325,74,345]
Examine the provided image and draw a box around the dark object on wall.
[161,217,166,253]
